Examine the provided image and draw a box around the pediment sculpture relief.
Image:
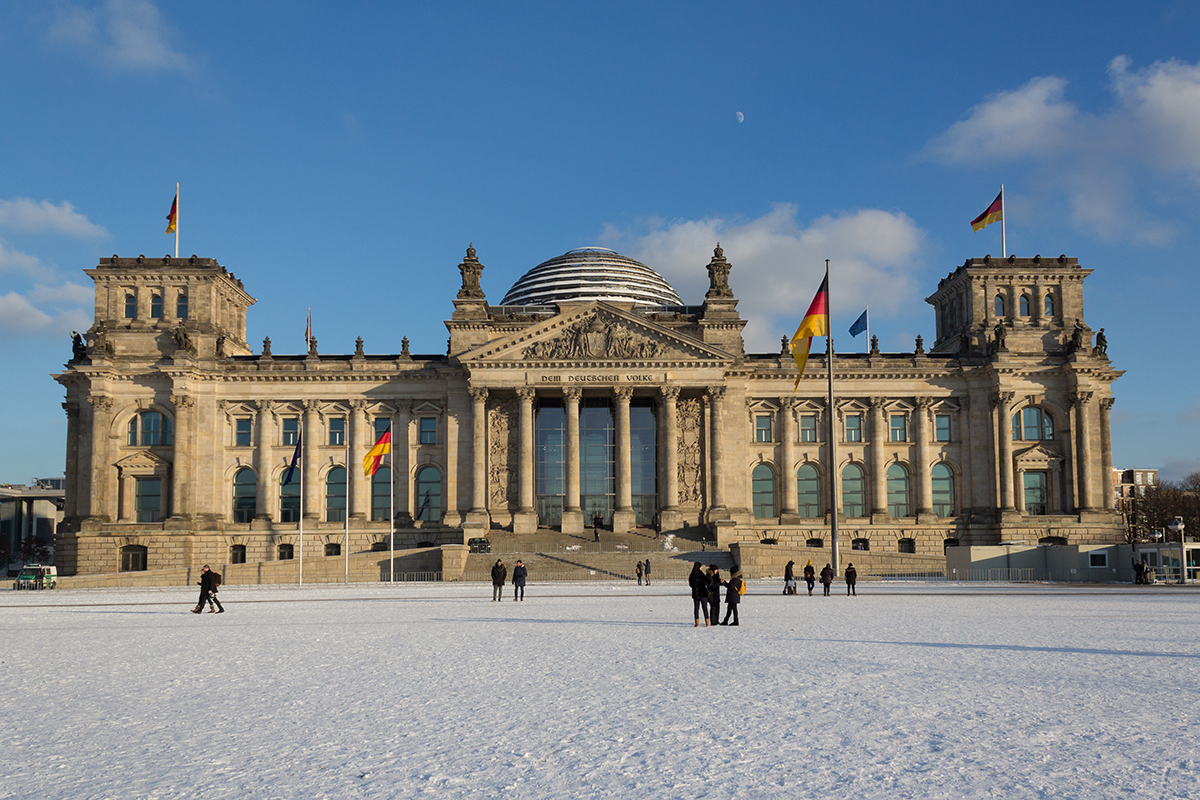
[524,317,662,360]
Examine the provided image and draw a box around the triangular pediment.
[1013,443,1063,467]
[115,450,171,473]
[460,303,736,364]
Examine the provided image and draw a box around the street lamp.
[1167,516,1186,585]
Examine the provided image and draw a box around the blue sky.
[2,0,1198,483]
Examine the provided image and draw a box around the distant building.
[53,247,1125,575]
[0,479,65,565]
[1112,467,1159,523]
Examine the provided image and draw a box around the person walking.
[512,559,527,602]
[803,560,816,595]
[635,560,644,585]
[706,565,722,626]
[192,565,218,614]
[205,568,225,613]
[491,559,507,602]
[720,567,744,626]
[643,558,651,586]
[845,562,858,596]
[688,562,710,626]
[783,560,796,595]
[819,563,834,597]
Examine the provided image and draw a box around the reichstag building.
[54,244,1125,574]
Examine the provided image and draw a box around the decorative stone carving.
[307,337,319,357]
[488,398,518,508]
[354,336,364,357]
[216,336,228,359]
[705,244,734,299]
[993,323,1006,351]
[171,323,195,355]
[70,331,87,362]
[915,334,925,355]
[469,387,489,403]
[87,395,113,412]
[401,336,410,357]
[1070,319,1087,351]
[613,386,633,402]
[659,386,680,402]
[171,394,194,410]
[457,243,486,299]
[870,335,880,355]
[563,387,582,402]
[1093,328,1107,356]
[262,336,272,357]
[525,317,661,360]
[677,397,704,505]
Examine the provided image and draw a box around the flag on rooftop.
[849,308,868,338]
[165,192,178,234]
[971,190,1003,232]
[789,274,830,390]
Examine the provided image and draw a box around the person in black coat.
[706,565,722,626]
[491,559,507,601]
[803,561,816,595]
[819,563,834,597]
[720,568,744,626]
[192,565,218,614]
[512,559,527,601]
[845,562,858,596]
[205,568,224,613]
[688,562,710,626]
[783,560,796,595]
[643,558,651,586]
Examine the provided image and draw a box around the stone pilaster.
[253,400,274,521]
[302,400,320,520]
[514,388,538,534]
[658,386,682,532]
[706,387,728,520]
[349,400,369,521]
[1100,397,1115,512]
[466,387,490,527]
[1075,392,1095,511]
[612,387,636,533]
[869,397,887,521]
[86,395,113,521]
[995,392,1016,513]
[779,398,798,517]
[561,388,583,535]
[170,393,193,520]
[915,397,933,519]
[394,401,413,525]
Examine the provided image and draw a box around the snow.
[2,582,1198,799]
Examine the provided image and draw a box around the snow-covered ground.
[2,581,1198,799]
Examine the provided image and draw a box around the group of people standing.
[635,559,652,585]
[491,558,528,601]
[688,562,745,626]
[784,559,857,597]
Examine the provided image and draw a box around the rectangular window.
[890,414,907,442]
[135,478,162,523]
[329,418,345,446]
[282,417,299,446]
[1089,552,1108,568]
[935,414,951,442]
[374,417,391,441]
[845,414,862,442]
[799,414,817,443]
[419,417,437,445]
[235,418,252,447]
[1023,471,1048,515]
[755,414,773,443]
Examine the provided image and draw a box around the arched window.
[886,463,910,517]
[898,538,916,553]
[1019,294,1031,316]
[415,466,441,522]
[796,464,821,518]
[120,544,147,572]
[124,293,136,319]
[994,294,1005,318]
[176,293,188,319]
[278,543,294,560]
[1039,536,1067,546]
[127,411,173,446]
[371,466,392,521]
[751,464,776,518]
[150,294,163,319]
[230,544,246,564]
[1012,407,1054,441]
[931,463,955,517]
[324,542,341,556]
[325,467,347,522]
[279,472,300,523]
[1043,293,1055,318]
[842,463,865,518]
[232,467,256,523]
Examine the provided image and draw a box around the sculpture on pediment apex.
[262,336,272,357]
[354,336,364,357]
[457,243,485,299]
[705,243,734,299]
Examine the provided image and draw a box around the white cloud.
[925,57,1200,244]
[0,198,108,238]
[46,0,189,73]
[0,288,91,338]
[0,241,52,279]
[0,292,56,334]
[30,281,95,307]
[601,204,926,352]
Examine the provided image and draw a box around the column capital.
[516,387,536,401]
[302,398,320,412]
[254,399,274,413]
[1100,397,1115,412]
[614,386,634,402]
[87,394,113,412]
[1073,391,1094,408]
[707,386,726,402]
[62,401,80,419]
[469,387,489,403]
[868,396,887,411]
[349,398,368,411]
[563,387,582,402]
[914,396,932,410]
[171,394,194,410]
[991,391,1016,410]
[659,385,680,401]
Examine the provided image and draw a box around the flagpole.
[174,182,179,259]
[826,259,840,575]
[1000,183,1007,258]
[298,434,304,586]
[865,305,870,354]
[389,415,396,584]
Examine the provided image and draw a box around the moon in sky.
[736,111,744,123]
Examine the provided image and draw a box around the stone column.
[394,401,413,524]
[63,402,80,520]
[302,400,320,520]
[170,393,193,519]
[779,398,798,516]
[469,388,489,516]
[995,392,1016,511]
[1015,468,1026,513]
[86,395,113,521]
[1100,398,1115,512]
[612,387,635,533]
[1032,280,1044,326]
[869,397,887,519]
[562,388,583,534]
[514,388,538,534]
[658,386,682,531]
[708,387,728,515]
[349,400,369,520]
[915,398,933,517]
[1075,392,1095,511]
[253,400,274,520]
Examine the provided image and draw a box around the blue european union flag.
[283,434,302,485]
[849,309,868,338]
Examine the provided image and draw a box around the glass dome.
[500,248,683,307]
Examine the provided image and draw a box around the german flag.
[971,191,1003,232]
[165,192,178,234]
[789,274,829,390]
[363,427,392,477]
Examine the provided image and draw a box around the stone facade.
[53,248,1125,575]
